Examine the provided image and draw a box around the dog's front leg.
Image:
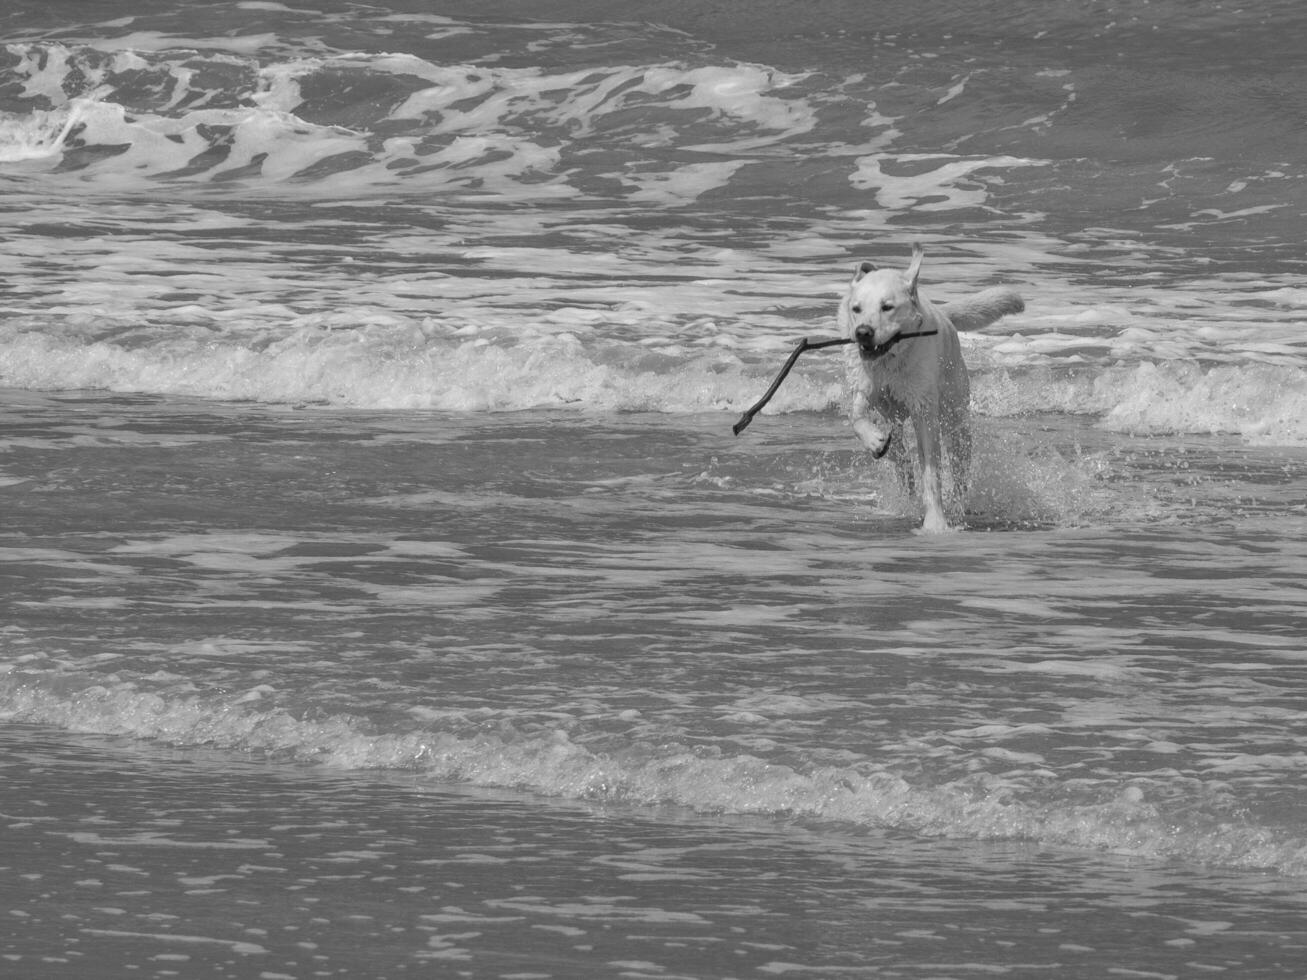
[913,413,950,534]
[849,389,893,459]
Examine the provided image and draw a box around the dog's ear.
[905,243,924,299]
[851,260,877,282]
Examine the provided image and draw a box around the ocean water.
[2,1,1307,976]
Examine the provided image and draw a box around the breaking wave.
[5,667,1306,877]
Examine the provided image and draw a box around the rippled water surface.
[3,0,1307,976]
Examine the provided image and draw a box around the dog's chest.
[863,348,938,411]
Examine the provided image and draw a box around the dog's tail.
[945,287,1024,332]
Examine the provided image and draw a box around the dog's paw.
[852,418,892,458]
[916,511,958,535]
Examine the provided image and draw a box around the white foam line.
[80,929,268,955]
[69,832,270,850]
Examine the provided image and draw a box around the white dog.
[840,244,1024,533]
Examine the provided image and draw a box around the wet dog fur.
[839,244,1024,532]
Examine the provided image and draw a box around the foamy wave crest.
[5,313,1305,444]
[5,669,1307,876]
[973,361,1307,445]
[0,39,827,202]
[0,102,86,162]
[0,318,842,415]
[1099,361,1307,444]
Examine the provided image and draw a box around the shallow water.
[10,725,1307,979]
[3,390,1307,976]
[3,0,1307,976]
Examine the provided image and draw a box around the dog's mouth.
[857,334,898,359]
[856,325,939,359]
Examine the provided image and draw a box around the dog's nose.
[854,324,875,345]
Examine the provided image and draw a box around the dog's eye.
[850,303,863,315]
[880,300,895,312]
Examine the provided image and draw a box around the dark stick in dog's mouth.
[858,329,936,360]
[732,328,937,435]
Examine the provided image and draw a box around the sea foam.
[3,316,1304,445]
[5,668,1306,877]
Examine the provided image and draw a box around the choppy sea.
[2,1,1306,976]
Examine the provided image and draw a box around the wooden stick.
[732,336,851,436]
[731,326,941,435]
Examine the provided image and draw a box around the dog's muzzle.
[854,324,894,359]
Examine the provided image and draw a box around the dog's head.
[842,243,925,357]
